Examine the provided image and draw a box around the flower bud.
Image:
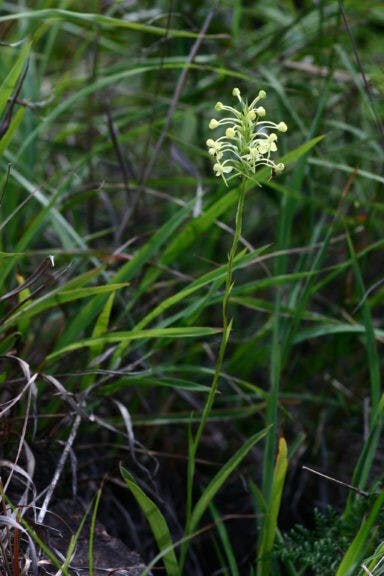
[225,127,236,139]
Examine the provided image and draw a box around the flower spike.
[207,88,288,185]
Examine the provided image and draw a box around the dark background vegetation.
[0,1,384,574]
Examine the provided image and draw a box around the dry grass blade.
[0,504,39,576]
[42,374,89,419]
[141,3,218,183]
[0,258,54,302]
[37,414,81,524]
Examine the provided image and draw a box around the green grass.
[1,1,384,574]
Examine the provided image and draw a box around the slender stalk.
[195,178,247,448]
[181,178,247,572]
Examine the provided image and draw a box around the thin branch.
[338,0,384,145]
[141,3,218,184]
[0,60,29,139]
[302,465,369,497]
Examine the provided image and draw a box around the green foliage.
[278,507,350,575]
[278,496,384,576]
[120,466,179,576]
[258,436,288,576]
[0,1,383,575]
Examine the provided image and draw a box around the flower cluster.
[206,87,288,185]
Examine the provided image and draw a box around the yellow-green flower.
[206,138,223,159]
[206,87,287,185]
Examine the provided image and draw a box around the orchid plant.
[183,88,288,571]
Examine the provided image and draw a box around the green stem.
[181,178,247,572]
[262,305,281,502]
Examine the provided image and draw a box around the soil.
[40,500,151,576]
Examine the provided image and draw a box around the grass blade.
[46,326,221,363]
[209,502,239,576]
[336,491,384,576]
[120,465,179,576]
[257,436,288,576]
[0,41,30,116]
[188,427,269,538]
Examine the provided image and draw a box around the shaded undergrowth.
[0,1,384,575]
